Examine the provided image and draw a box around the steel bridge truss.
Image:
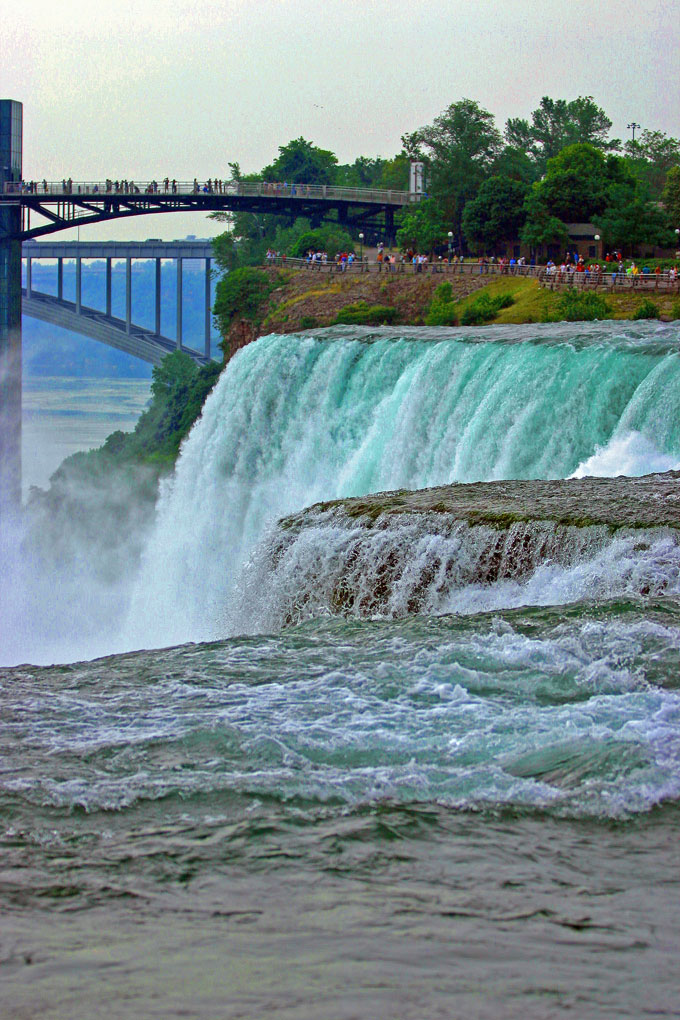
[2,181,415,241]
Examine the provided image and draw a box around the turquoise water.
[2,321,680,1017]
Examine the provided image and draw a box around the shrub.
[213,266,274,334]
[671,299,680,320]
[299,315,318,329]
[460,292,515,326]
[555,289,611,322]
[632,298,661,320]
[333,301,399,325]
[288,226,355,259]
[426,282,459,326]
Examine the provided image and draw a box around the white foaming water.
[124,329,680,651]
[571,430,680,479]
[232,514,680,631]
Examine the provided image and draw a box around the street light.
[359,232,364,260]
[448,230,453,259]
[627,122,641,142]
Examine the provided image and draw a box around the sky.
[2,0,679,241]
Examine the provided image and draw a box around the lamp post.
[627,121,641,143]
[359,232,364,259]
[447,231,453,260]
[675,227,680,250]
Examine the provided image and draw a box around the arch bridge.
[22,239,217,365]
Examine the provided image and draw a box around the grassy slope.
[455,277,679,325]
[233,271,678,345]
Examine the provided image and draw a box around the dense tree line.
[213,95,679,272]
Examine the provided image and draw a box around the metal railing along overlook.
[1,180,418,206]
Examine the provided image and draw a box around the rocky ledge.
[283,472,680,533]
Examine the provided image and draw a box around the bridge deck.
[1,180,419,241]
[22,239,216,260]
[3,179,416,205]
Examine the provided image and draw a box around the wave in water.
[4,604,680,819]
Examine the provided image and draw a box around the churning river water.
[2,322,680,1018]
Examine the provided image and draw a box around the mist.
[0,453,160,666]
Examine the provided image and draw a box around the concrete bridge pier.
[0,99,22,513]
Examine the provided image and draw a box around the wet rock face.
[240,474,680,627]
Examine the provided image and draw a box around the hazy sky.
[3,0,679,240]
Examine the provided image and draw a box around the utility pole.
[627,122,641,143]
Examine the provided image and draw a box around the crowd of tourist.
[6,178,327,197]
[260,244,679,288]
[543,253,679,284]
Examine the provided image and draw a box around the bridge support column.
[58,258,63,300]
[385,208,395,246]
[105,258,111,316]
[0,236,22,514]
[76,256,81,314]
[125,257,131,334]
[176,257,183,350]
[0,99,23,512]
[25,256,32,298]
[155,258,161,336]
[204,257,211,359]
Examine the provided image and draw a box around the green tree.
[491,146,538,184]
[461,176,529,250]
[335,156,385,187]
[624,129,680,197]
[520,212,569,252]
[396,199,450,253]
[213,267,274,336]
[520,190,569,251]
[533,144,619,222]
[262,137,338,185]
[506,96,619,171]
[522,144,636,241]
[150,350,198,402]
[378,153,411,190]
[403,98,502,247]
[598,181,675,252]
[286,224,355,258]
[663,166,680,226]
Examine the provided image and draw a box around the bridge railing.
[262,256,680,291]
[2,179,418,206]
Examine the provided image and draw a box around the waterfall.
[125,324,680,649]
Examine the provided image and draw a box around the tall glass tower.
[0,100,23,512]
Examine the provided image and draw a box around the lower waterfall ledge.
[280,472,680,534]
[228,473,680,630]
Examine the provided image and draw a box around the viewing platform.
[262,255,680,293]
